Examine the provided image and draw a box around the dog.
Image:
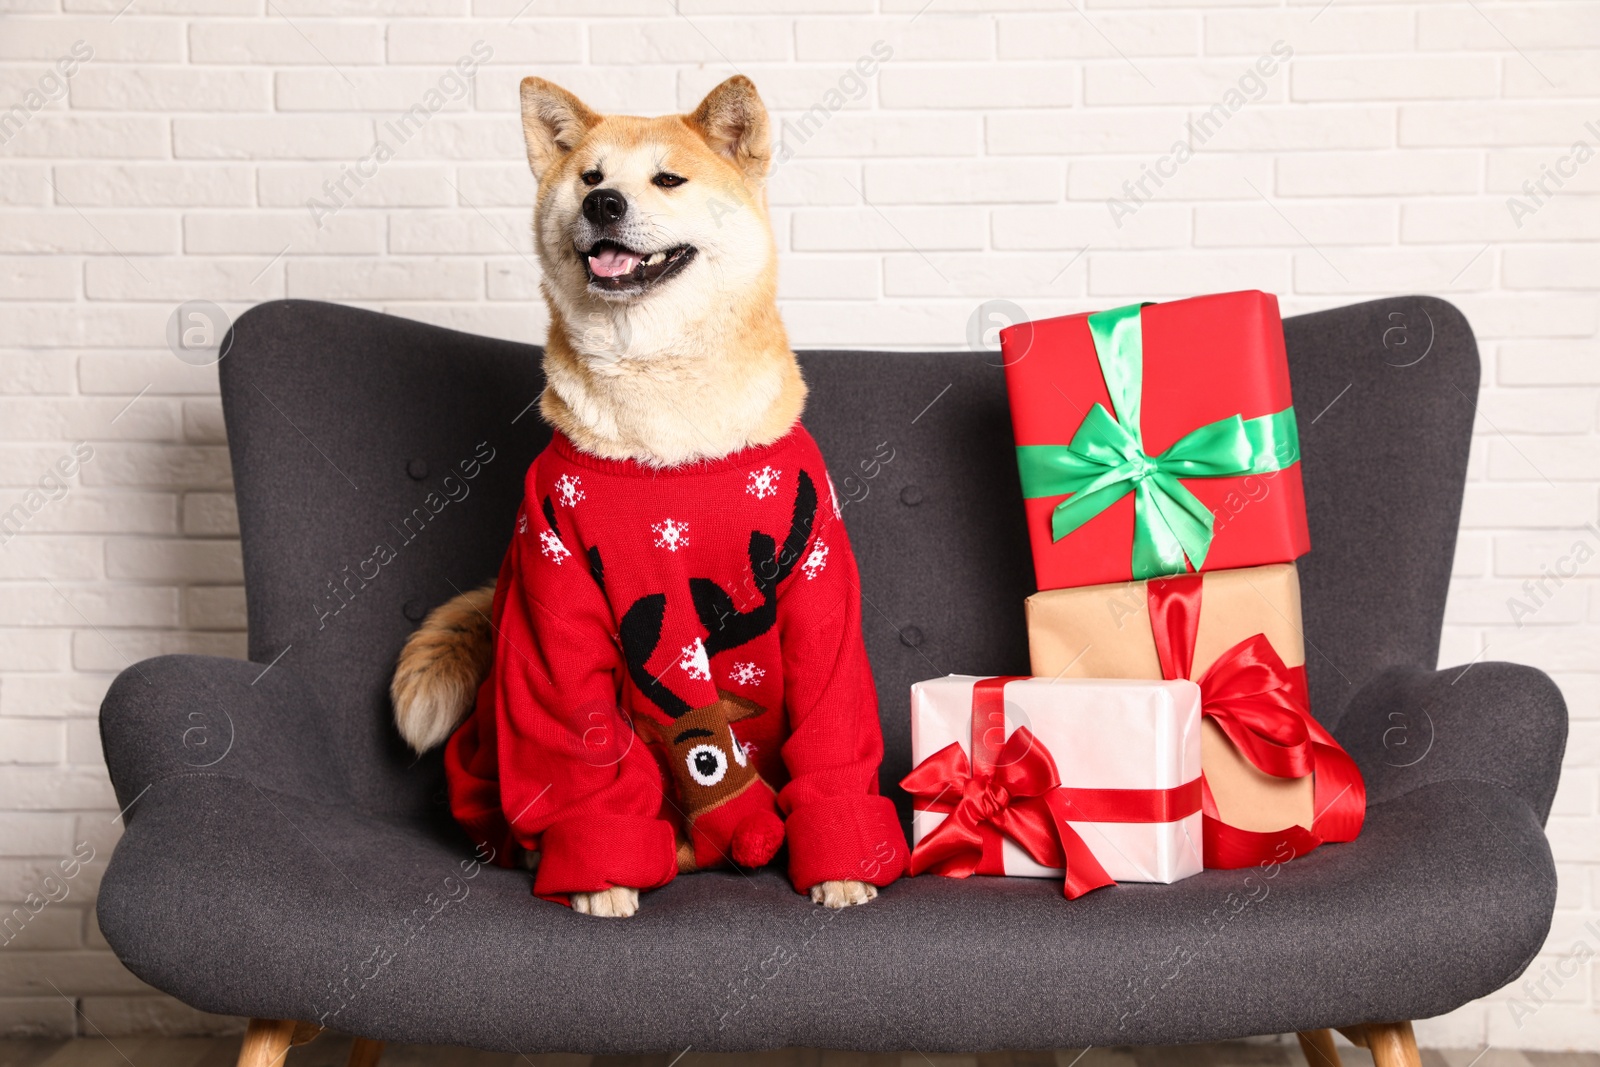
[390,76,907,918]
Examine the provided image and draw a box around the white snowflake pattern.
[801,539,829,580]
[554,473,585,508]
[539,528,572,564]
[516,511,528,535]
[679,638,711,681]
[746,465,781,500]
[652,518,690,552]
[728,661,766,687]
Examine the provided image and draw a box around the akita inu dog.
[391,76,908,918]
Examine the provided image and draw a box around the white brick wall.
[1,0,1597,1049]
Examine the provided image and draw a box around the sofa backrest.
[220,296,1476,817]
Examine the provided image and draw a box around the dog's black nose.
[582,188,628,226]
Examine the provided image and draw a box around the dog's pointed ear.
[520,77,600,181]
[686,76,770,183]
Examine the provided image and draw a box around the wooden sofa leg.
[1364,1021,1422,1067]
[1297,1029,1343,1067]
[348,1037,386,1066]
[238,1018,296,1067]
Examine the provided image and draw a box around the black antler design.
[616,471,817,717]
[619,593,692,719]
[690,469,818,657]
[543,493,606,590]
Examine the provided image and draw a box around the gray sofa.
[96,296,1564,1062]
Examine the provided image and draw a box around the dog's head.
[519,75,774,346]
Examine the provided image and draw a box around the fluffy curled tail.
[391,580,497,753]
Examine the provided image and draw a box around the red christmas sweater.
[443,425,909,901]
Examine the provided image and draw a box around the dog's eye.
[652,172,687,189]
[580,169,603,187]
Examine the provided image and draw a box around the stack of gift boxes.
[902,291,1366,899]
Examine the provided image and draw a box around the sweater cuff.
[531,815,679,899]
[784,794,909,894]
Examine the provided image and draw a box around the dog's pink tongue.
[589,247,641,278]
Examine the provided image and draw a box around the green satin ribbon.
[1016,302,1300,579]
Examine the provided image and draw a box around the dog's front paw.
[809,879,878,909]
[571,886,640,918]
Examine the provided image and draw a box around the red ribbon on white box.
[900,676,1202,900]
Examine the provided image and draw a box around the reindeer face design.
[649,691,765,816]
[618,594,768,816]
[618,593,785,871]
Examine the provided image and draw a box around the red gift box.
[1000,291,1311,592]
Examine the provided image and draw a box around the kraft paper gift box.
[1000,291,1311,592]
[903,674,1204,898]
[1024,562,1366,868]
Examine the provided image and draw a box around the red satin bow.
[900,726,1115,900]
[1147,573,1365,868]
[1197,633,1315,780]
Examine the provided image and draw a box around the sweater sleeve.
[774,499,910,893]
[490,490,678,900]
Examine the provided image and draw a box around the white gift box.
[909,675,1204,885]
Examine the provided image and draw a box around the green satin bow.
[1015,302,1300,580]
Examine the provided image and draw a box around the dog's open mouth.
[581,240,696,293]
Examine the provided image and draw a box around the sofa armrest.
[1333,661,1567,824]
[99,654,349,817]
